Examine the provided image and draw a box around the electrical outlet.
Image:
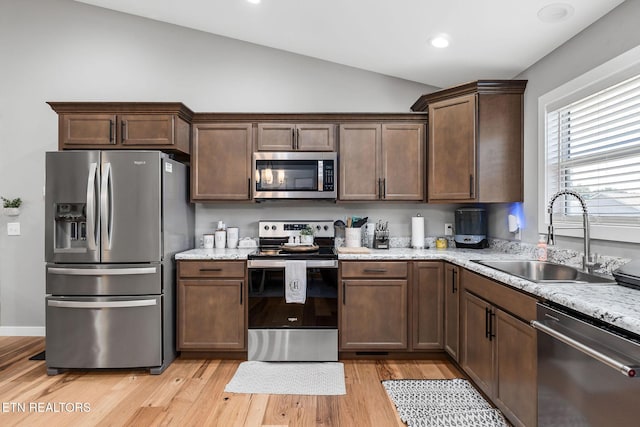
[7,222,20,236]
[444,223,453,236]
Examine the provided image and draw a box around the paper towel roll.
[411,215,425,249]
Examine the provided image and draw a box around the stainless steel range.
[247,220,338,361]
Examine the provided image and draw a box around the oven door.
[248,260,338,329]
[247,259,338,361]
[253,152,336,199]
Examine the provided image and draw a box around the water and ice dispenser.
[54,203,87,250]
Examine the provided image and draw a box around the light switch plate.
[444,223,453,236]
[7,222,20,236]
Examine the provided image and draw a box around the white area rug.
[224,361,346,395]
[383,379,508,427]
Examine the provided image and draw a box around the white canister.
[226,227,239,249]
[203,234,214,249]
[215,230,226,248]
[344,227,362,248]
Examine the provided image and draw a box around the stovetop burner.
[249,219,337,260]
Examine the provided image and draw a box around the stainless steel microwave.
[253,152,337,200]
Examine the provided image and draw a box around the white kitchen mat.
[382,378,508,427]
[224,361,346,395]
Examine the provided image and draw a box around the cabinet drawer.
[341,261,408,278]
[178,261,245,279]
[462,269,537,321]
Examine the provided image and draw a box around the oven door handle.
[531,320,640,378]
[247,259,338,269]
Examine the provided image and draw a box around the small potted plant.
[2,197,22,216]
[300,225,315,245]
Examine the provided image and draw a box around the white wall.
[0,0,439,331]
[488,0,640,260]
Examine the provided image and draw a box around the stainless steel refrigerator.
[44,150,194,375]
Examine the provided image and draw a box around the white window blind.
[546,73,640,225]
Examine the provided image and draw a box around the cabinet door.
[381,123,425,201]
[340,279,408,350]
[60,114,116,146]
[428,94,476,201]
[494,309,537,427]
[192,123,252,201]
[443,263,460,361]
[338,123,380,200]
[461,291,494,397]
[119,114,174,146]
[178,279,245,350]
[412,262,443,350]
[257,123,294,150]
[296,124,336,151]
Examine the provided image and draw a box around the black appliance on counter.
[247,220,338,361]
[454,207,488,249]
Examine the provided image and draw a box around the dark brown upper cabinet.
[257,123,336,151]
[339,122,425,201]
[47,102,193,159]
[411,80,527,203]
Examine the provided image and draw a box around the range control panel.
[258,220,335,238]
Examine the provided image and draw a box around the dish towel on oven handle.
[285,260,307,304]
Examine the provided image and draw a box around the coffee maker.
[454,207,488,249]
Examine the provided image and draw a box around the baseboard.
[0,326,45,336]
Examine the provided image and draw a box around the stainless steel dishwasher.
[532,303,640,426]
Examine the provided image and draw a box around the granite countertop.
[174,246,640,337]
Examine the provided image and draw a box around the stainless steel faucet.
[547,190,599,272]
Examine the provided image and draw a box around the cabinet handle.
[469,174,474,198]
[240,283,243,305]
[342,281,346,305]
[247,177,251,198]
[121,120,127,143]
[452,269,457,293]
[296,128,300,150]
[109,120,115,144]
[363,268,387,273]
[382,178,386,199]
[378,178,382,199]
[199,268,222,272]
[485,307,491,339]
[489,310,496,341]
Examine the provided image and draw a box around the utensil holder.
[345,227,362,248]
[373,230,389,249]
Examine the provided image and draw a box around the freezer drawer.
[46,295,162,370]
[46,263,162,296]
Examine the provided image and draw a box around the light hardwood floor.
[0,337,463,426]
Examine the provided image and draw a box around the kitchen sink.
[472,260,617,284]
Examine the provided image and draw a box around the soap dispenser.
[536,235,548,261]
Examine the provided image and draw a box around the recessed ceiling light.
[247,0,261,4]
[537,3,574,23]
[429,35,450,49]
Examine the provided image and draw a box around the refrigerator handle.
[48,299,157,309]
[101,162,113,250]
[47,266,157,276]
[86,162,98,250]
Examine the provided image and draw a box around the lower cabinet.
[340,262,409,350]
[412,262,443,350]
[461,269,537,427]
[177,261,246,351]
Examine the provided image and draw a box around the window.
[539,46,640,242]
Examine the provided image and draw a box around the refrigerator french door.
[45,150,194,375]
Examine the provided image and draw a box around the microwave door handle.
[318,160,323,192]
[86,162,98,250]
